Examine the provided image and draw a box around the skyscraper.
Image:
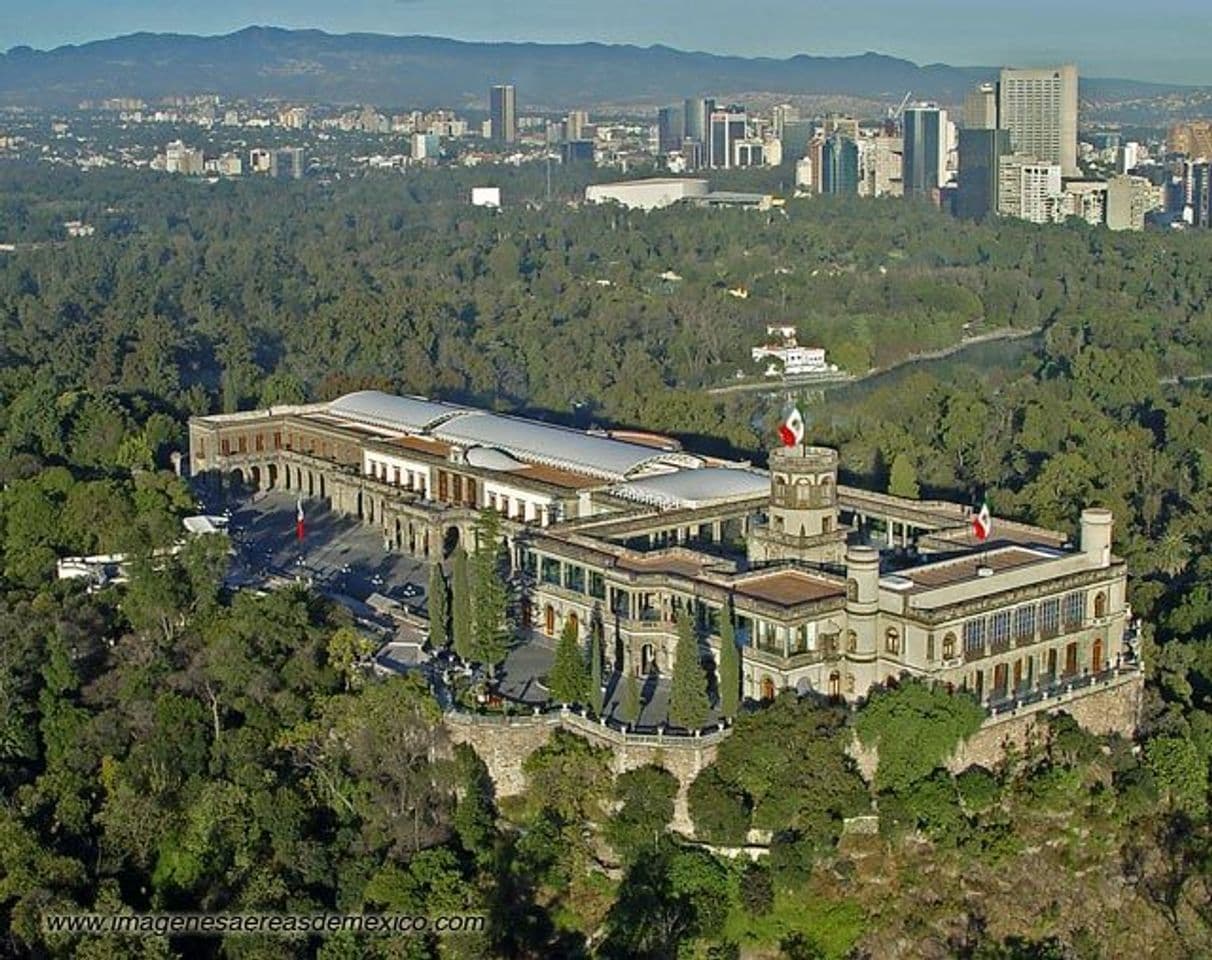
[683,97,715,145]
[657,105,684,155]
[821,135,859,195]
[963,84,998,130]
[956,128,1011,219]
[902,105,948,198]
[709,109,748,169]
[998,66,1079,176]
[489,84,517,144]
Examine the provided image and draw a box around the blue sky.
[5,0,1211,85]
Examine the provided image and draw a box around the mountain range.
[0,27,1198,112]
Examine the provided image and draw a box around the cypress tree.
[428,562,449,650]
[620,671,642,728]
[548,617,589,705]
[451,546,473,662]
[589,625,604,717]
[669,610,710,730]
[470,509,509,672]
[719,600,740,719]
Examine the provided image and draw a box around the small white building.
[751,326,834,376]
[471,186,502,208]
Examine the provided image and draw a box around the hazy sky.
[5,0,1211,85]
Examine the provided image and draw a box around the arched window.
[942,633,956,659]
[828,672,841,698]
[885,628,900,655]
[846,630,858,653]
[760,676,776,701]
[846,674,856,694]
[1094,592,1107,619]
[846,579,859,602]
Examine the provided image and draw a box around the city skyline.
[4,0,1212,87]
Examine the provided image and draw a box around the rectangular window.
[588,572,606,600]
[273,432,282,450]
[541,557,561,586]
[564,565,585,594]
[991,611,1011,648]
[1014,605,1036,641]
[735,616,753,647]
[1063,592,1085,628]
[197,439,206,459]
[963,618,987,654]
[926,634,935,661]
[1040,598,1060,638]
[237,436,247,454]
[521,550,537,577]
[220,438,231,456]
[254,435,263,452]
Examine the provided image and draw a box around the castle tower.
[843,544,881,695]
[747,445,848,565]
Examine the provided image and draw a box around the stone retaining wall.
[444,710,720,833]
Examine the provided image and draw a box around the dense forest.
[1,162,1212,958]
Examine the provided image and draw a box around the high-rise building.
[411,133,440,161]
[956,128,1011,219]
[1168,120,1212,158]
[565,110,589,142]
[823,115,861,143]
[270,147,304,180]
[1187,161,1212,227]
[709,108,748,169]
[561,140,595,164]
[772,104,799,140]
[859,134,903,198]
[998,66,1079,176]
[963,84,998,130]
[780,119,815,162]
[821,135,859,195]
[164,140,205,175]
[657,106,684,155]
[1105,175,1155,231]
[998,155,1063,223]
[902,105,948,197]
[683,97,715,145]
[489,84,517,143]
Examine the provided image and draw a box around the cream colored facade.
[189,391,1136,716]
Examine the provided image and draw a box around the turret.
[767,445,839,539]
[1081,508,1113,568]
[845,544,880,658]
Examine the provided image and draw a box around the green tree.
[619,671,642,727]
[718,600,740,719]
[854,679,985,793]
[589,624,603,717]
[451,546,473,661]
[605,765,678,862]
[669,611,710,730]
[888,451,920,498]
[470,509,509,672]
[548,617,588,706]
[327,626,376,691]
[428,562,449,650]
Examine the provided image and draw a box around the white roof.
[327,391,468,433]
[610,467,769,508]
[325,391,702,482]
[434,412,701,481]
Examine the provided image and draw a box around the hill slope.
[0,27,1193,111]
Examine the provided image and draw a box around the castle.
[189,391,1138,717]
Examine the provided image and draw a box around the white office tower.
[998,66,1079,176]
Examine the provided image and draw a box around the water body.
[824,331,1043,408]
[751,331,1044,429]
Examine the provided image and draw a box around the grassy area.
[724,886,865,958]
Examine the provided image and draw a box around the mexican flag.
[973,498,992,541]
[778,407,805,448]
[296,497,306,542]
